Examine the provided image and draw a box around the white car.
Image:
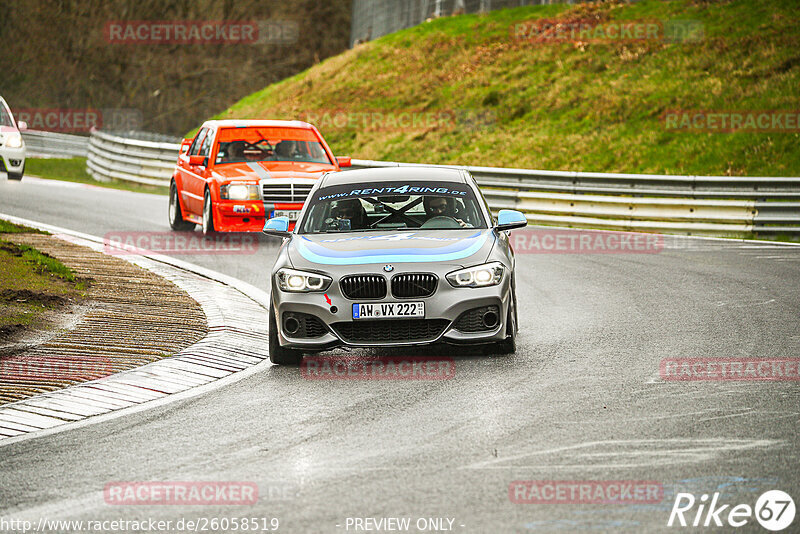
[0,97,27,180]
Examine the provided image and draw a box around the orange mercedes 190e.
[169,120,351,233]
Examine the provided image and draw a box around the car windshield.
[0,104,13,127]
[299,180,488,233]
[214,126,332,165]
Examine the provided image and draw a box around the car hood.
[288,229,496,268]
[212,161,337,181]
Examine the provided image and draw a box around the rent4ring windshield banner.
[315,181,470,202]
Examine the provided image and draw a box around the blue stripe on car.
[295,232,491,265]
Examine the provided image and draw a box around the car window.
[198,129,214,157]
[299,181,488,234]
[0,104,12,127]
[188,128,207,156]
[476,180,494,224]
[215,126,333,165]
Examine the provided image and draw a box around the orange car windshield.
[215,127,332,165]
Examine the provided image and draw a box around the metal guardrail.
[21,130,89,158]
[348,159,800,237]
[350,0,585,47]
[103,130,182,144]
[86,130,180,187]
[82,131,799,237]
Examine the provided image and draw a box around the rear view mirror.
[377,196,410,203]
[337,156,352,168]
[496,209,527,231]
[189,155,206,166]
[17,121,27,131]
[263,216,291,238]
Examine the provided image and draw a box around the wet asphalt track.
[1,176,799,533]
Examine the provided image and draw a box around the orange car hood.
[212,161,337,182]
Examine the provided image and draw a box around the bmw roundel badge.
[383,265,394,272]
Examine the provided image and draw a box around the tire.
[269,303,303,365]
[7,163,24,181]
[169,181,195,231]
[202,189,216,234]
[491,307,517,355]
[487,299,517,356]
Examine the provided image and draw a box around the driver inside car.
[331,199,367,230]
[423,196,471,228]
[275,140,301,160]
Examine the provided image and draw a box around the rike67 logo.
[668,490,795,531]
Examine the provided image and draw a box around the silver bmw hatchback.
[263,166,527,364]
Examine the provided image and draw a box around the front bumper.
[0,145,26,175]
[211,200,303,232]
[272,268,513,351]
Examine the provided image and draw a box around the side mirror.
[263,216,291,238]
[337,156,352,168]
[189,155,206,166]
[495,209,527,231]
[17,121,27,131]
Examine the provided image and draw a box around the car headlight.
[276,268,331,292]
[220,183,260,200]
[446,262,505,288]
[5,133,23,149]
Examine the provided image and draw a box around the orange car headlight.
[220,184,260,200]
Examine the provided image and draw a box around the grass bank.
[0,221,86,335]
[213,0,800,177]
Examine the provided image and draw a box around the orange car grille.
[262,183,314,203]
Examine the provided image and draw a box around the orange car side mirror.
[337,156,352,168]
[189,155,206,166]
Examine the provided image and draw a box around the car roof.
[319,166,466,188]
[201,119,315,129]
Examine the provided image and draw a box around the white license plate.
[352,302,425,320]
[272,210,300,220]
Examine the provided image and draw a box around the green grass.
[14,243,80,285]
[0,239,86,330]
[26,158,169,195]
[0,220,47,234]
[209,0,800,176]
